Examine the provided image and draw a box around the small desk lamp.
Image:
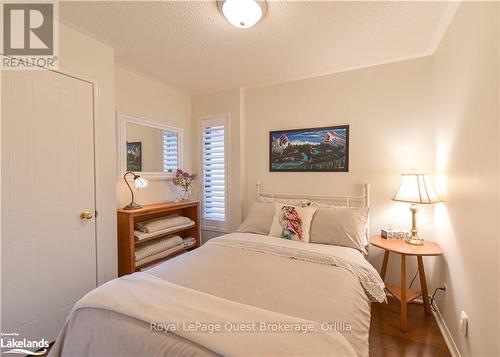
[392,173,441,245]
[123,171,149,210]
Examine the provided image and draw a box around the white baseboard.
[432,301,461,357]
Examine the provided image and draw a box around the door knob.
[80,211,93,220]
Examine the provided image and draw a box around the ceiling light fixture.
[217,0,267,29]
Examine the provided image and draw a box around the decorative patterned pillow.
[269,203,317,243]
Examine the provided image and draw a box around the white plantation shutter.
[163,131,178,172]
[202,118,226,222]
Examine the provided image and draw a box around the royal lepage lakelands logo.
[2,0,59,69]
[1,333,49,355]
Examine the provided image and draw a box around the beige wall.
[191,89,244,239]
[59,23,117,285]
[115,65,191,207]
[244,57,437,286]
[432,3,500,356]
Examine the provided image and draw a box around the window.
[201,117,227,222]
[163,130,178,172]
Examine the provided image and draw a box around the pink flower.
[172,169,197,187]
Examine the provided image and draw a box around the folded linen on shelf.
[135,215,193,233]
[134,221,195,241]
[135,235,184,262]
[137,260,164,271]
[183,237,197,247]
[135,244,185,267]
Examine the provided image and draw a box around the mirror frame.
[117,111,183,180]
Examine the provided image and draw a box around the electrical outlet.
[459,311,468,337]
[443,282,448,292]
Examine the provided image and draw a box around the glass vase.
[179,187,191,201]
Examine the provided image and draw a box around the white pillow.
[309,206,369,253]
[269,203,317,243]
[236,202,274,235]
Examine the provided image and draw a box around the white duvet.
[50,233,385,357]
[209,234,385,303]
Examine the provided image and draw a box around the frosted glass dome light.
[219,0,267,29]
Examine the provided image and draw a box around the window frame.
[117,111,183,180]
[199,114,230,231]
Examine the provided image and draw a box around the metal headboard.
[256,182,371,208]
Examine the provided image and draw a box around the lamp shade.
[134,176,149,190]
[392,173,441,204]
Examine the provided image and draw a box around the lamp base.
[406,204,423,245]
[406,235,424,245]
[123,202,143,210]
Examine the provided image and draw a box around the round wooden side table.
[371,235,443,332]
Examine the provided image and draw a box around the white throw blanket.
[208,234,386,303]
[67,272,356,356]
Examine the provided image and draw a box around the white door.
[1,69,97,343]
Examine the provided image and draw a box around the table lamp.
[123,171,149,210]
[392,173,441,245]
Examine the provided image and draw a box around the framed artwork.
[269,125,349,172]
[127,141,142,171]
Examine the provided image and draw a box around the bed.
[50,184,385,357]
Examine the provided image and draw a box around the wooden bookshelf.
[117,201,201,276]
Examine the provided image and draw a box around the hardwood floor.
[370,297,451,357]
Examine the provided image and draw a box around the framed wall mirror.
[117,112,183,180]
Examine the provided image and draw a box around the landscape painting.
[269,125,349,172]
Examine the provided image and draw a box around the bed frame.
[256,182,371,208]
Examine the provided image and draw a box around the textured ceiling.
[60,1,458,94]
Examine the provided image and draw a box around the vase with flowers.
[172,169,197,201]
